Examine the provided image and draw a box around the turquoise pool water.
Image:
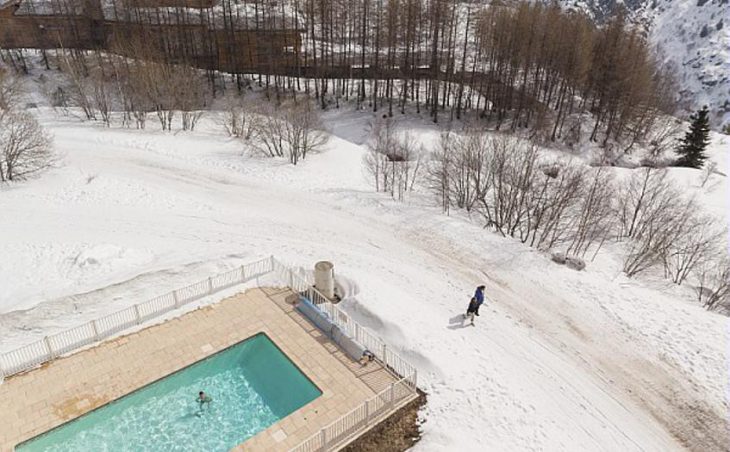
[17,333,321,452]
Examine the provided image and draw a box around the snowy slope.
[1,106,728,450]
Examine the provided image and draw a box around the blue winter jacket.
[474,288,485,306]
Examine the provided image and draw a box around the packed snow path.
[1,109,727,451]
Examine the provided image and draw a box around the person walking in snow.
[464,297,479,326]
[474,285,486,316]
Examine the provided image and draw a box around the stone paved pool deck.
[0,287,403,451]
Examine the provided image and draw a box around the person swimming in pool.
[197,391,212,411]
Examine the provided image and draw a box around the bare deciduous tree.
[426,131,455,214]
[617,168,676,239]
[364,117,422,199]
[0,111,53,182]
[696,257,730,313]
[282,99,329,165]
[249,101,287,158]
[89,65,114,126]
[59,51,96,121]
[525,162,585,249]
[663,217,721,285]
[453,131,491,212]
[645,116,682,159]
[477,137,540,238]
[617,168,702,277]
[565,168,615,260]
[389,131,424,200]
[429,133,617,260]
[248,98,328,165]
[172,65,209,132]
[221,97,257,140]
[0,67,22,114]
[364,116,398,192]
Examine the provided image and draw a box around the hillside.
[645,0,729,129]
[0,10,728,447]
[0,97,728,449]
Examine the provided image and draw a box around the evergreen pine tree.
[676,106,710,168]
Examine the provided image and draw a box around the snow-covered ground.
[1,106,728,451]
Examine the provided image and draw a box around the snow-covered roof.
[14,0,85,16]
[101,0,299,30]
[0,0,20,10]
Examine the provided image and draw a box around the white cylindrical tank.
[314,261,335,299]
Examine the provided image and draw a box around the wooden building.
[0,0,102,49]
[0,0,301,73]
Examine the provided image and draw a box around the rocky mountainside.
[558,0,729,130]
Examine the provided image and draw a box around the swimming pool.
[17,333,321,452]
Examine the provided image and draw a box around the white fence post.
[173,290,180,307]
[207,277,213,294]
[133,304,142,324]
[288,269,294,289]
[43,336,55,359]
[91,320,100,340]
[365,399,370,425]
[320,428,327,451]
[240,265,246,281]
[0,356,6,382]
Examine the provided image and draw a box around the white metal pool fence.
[273,260,419,452]
[0,256,419,451]
[272,259,418,386]
[290,376,417,452]
[0,257,274,379]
